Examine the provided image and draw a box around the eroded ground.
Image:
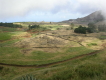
[14,30,106,54]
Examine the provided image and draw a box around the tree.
[71,23,74,29]
[28,25,40,30]
[98,24,106,32]
[28,25,31,30]
[0,22,3,26]
[74,25,86,34]
[88,23,97,32]
[86,28,93,33]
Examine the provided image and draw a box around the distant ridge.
[62,11,105,25]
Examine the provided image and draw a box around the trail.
[0,50,102,68]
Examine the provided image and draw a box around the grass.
[16,74,37,80]
[40,25,63,30]
[0,25,106,80]
[0,46,105,80]
[42,63,106,80]
[99,35,106,40]
[87,43,98,46]
[0,32,12,41]
[28,27,50,33]
[11,49,106,80]
[0,32,26,42]
[0,27,17,32]
[0,47,94,65]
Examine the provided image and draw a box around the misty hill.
[62,11,105,25]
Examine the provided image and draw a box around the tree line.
[74,23,106,34]
[28,24,49,32]
[0,22,22,28]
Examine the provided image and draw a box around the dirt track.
[0,50,102,68]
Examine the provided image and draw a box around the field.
[0,22,106,80]
[0,47,94,65]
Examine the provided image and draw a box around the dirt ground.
[14,30,106,53]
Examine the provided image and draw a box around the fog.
[0,0,106,22]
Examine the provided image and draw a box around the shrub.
[74,25,86,34]
[16,74,37,80]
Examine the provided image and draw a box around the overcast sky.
[0,0,105,22]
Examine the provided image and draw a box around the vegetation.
[40,24,63,30]
[98,24,106,32]
[28,25,40,30]
[28,24,50,33]
[0,47,94,65]
[0,22,106,80]
[0,27,18,32]
[0,32,12,41]
[74,25,93,34]
[16,75,37,80]
[73,23,106,34]
[87,43,97,46]
[74,25,86,34]
[13,49,106,80]
[0,22,22,28]
[88,23,97,32]
[70,23,74,29]
[88,23,106,32]
[42,63,106,80]
[99,35,106,40]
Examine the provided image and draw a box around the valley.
[0,11,106,80]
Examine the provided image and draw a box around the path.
[0,50,102,68]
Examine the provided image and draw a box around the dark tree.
[74,25,86,34]
[28,24,40,30]
[0,22,22,28]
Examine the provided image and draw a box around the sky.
[0,0,105,22]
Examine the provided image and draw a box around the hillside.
[62,11,105,25]
[0,21,106,80]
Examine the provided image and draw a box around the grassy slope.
[0,47,94,65]
[0,32,12,41]
[0,48,105,80]
[14,49,106,80]
[0,27,17,32]
[0,24,106,80]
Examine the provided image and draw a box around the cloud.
[0,0,106,22]
[0,0,70,18]
[75,0,106,14]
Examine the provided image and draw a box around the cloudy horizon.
[0,0,105,22]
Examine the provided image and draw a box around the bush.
[16,74,37,80]
[28,25,40,30]
[74,25,86,34]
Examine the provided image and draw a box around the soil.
[14,30,106,54]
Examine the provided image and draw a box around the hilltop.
[62,11,105,25]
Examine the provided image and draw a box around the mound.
[14,34,70,48]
